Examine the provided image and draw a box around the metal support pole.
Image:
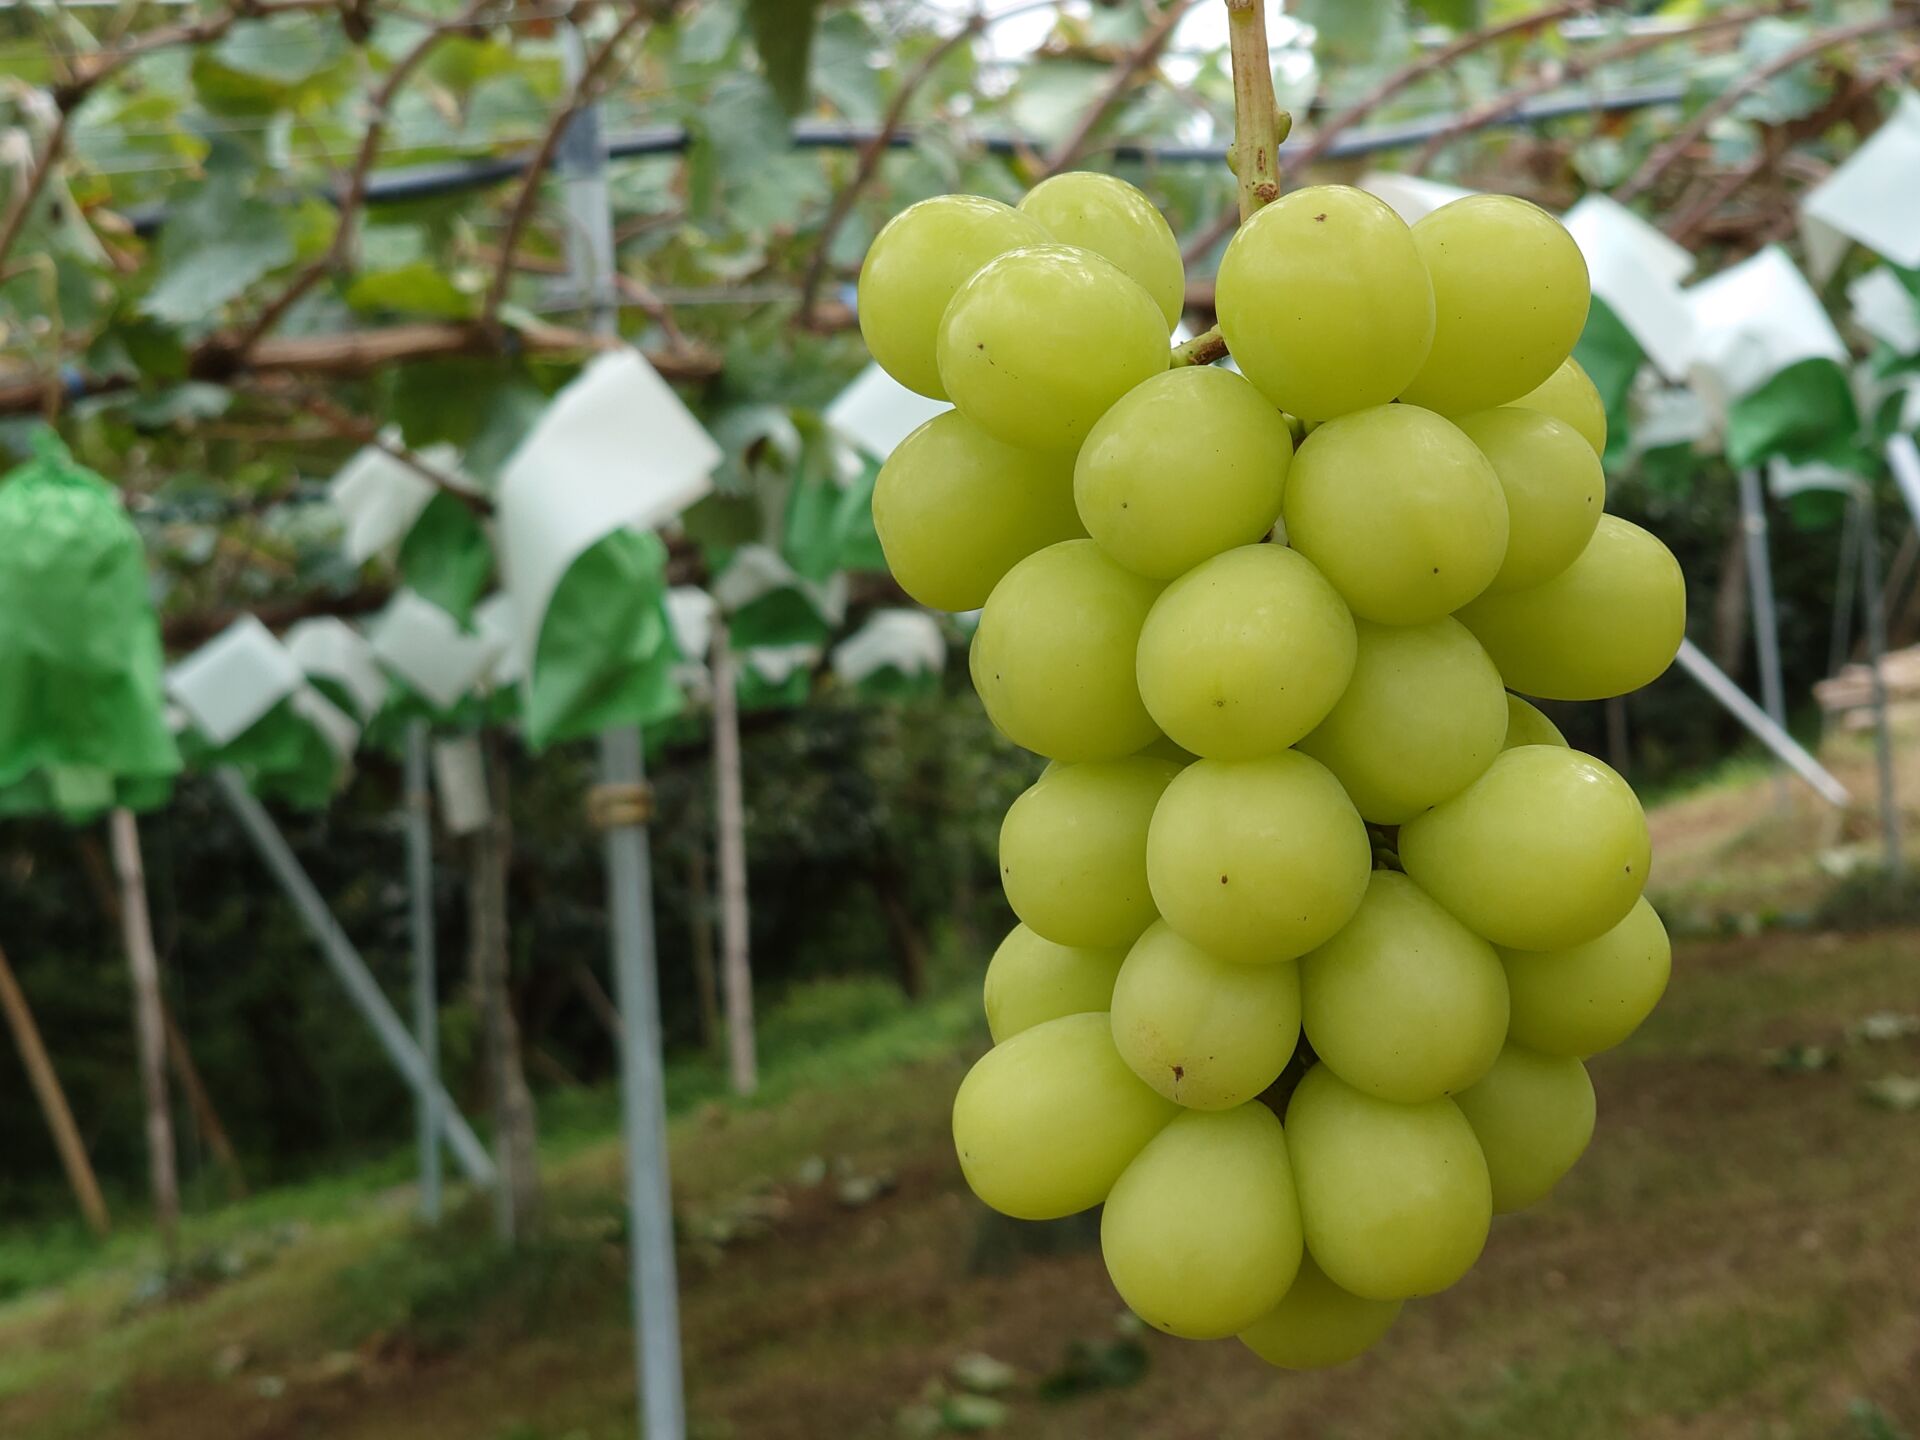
[1673,641,1851,807]
[596,729,687,1440]
[213,770,497,1187]
[1738,468,1790,806]
[561,22,687,1440]
[404,721,443,1224]
[1855,491,1904,876]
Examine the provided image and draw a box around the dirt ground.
[2,918,1917,1440]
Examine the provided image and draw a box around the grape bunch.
[860,174,1685,1368]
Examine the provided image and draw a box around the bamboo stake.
[0,941,111,1237]
[107,807,179,1259]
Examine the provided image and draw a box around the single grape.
[1296,616,1506,824]
[1135,545,1356,759]
[999,756,1182,948]
[1110,920,1301,1109]
[970,539,1163,760]
[1019,171,1185,329]
[1512,357,1607,459]
[951,1012,1177,1220]
[1075,367,1292,579]
[1285,1065,1491,1300]
[937,245,1170,452]
[1453,1044,1596,1213]
[1452,407,1604,593]
[1502,693,1567,750]
[857,195,1050,399]
[872,411,1083,611]
[1499,897,1671,1057]
[1300,871,1509,1103]
[1101,1105,1304,1338]
[1400,195,1591,414]
[1399,745,1650,951]
[1457,515,1686,701]
[1239,1253,1403,1371]
[983,924,1128,1043]
[1282,404,1508,625]
[1146,753,1371,965]
[1215,185,1435,421]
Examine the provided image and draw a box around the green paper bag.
[0,429,180,793]
[523,528,685,751]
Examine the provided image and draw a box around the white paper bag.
[166,615,304,745]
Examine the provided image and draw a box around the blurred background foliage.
[2,0,1916,1213]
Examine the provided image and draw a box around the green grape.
[1399,195,1591,414]
[1399,745,1650,951]
[1239,1254,1403,1371]
[1282,405,1508,625]
[1296,617,1506,824]
[1135,545,1356,759]
[1074,367,1292,579]
[857,195,1050,399]
[1512,357,1607,459]
[1285,1065,1491,1300]
[983,924,1128,1043]
[1110,920,1301,1109]
[1453,1043,1596,1213]
[951,1012,1178,1220]
[872,411,1084,611]
[1502,693,1567,750]
[1101,1105,1304,1338]
[1452,407,1604,593]
[1215,185,1435,421]
[1300,872,1509,1103]
[970,539,1163,760]
[1499,897,1670,1058]
[937,245,1171,453]
[1146,753,1371,965]
[999,756,1182,948]
[1019,171,1185,330]
[1134,731,1199,765]
[1457,516,1686,701]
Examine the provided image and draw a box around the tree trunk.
[469,733,541,1243]
[870,859,929,1001]
[1710,520,1750,680]
[0,941,111,1237]
[710,620,758,1096]
[686,817,721,1057]
[108,808,179,1260]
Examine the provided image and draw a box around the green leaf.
[344,261,474,320]
[1573,299,1642,470]
[1410,0,1481,28]
[746,0,820,116]
[813,11,885,123]
[191,14,349,114]
[140,157,294,327]
[397,493,492,625]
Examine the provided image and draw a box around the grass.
[3,762,1920,1440]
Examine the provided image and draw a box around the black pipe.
[122,82,1685,238]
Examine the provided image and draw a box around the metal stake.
[1855,490,1904,875]
[213,770,497,1187]
[561,21,686,1439]
[404,721,443,1223]
[1737,468,1789,806]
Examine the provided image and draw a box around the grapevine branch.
[482,0,657,325]
[1616,12,1915,202]
[1406,0,1812,175]
[1035,0,1198,182]
[796,11,987,325]
[227,0,494,360]
[0,0,342,275]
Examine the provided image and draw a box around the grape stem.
[1225,0,1283,223]
[1170,325,1228,367]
